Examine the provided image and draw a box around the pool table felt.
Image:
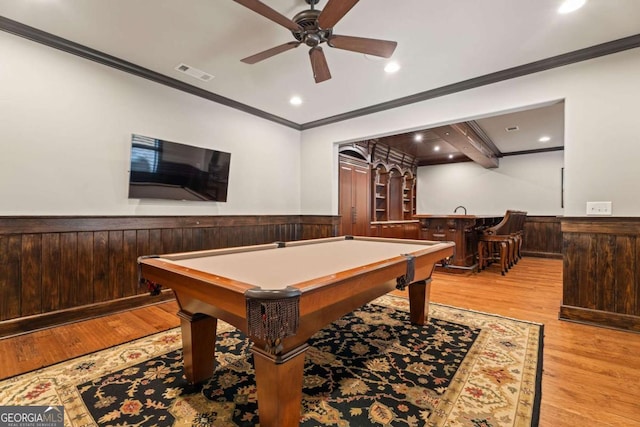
[161,239,441,290]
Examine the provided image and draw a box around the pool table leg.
[252,344,309,427]
[177,311,217,385]
[408,279,432,325]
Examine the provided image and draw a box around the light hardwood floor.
[1,257,639,426]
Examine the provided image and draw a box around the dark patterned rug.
[0,296,543,426]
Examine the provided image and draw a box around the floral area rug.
[0,296,543,426]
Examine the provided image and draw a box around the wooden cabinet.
[339,156,371,236]
[338,146,417,239]
[370,221,420,239]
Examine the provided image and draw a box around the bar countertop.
[413,214,502,219]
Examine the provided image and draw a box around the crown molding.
[2,15,639,132]
[0,15,301,130]
[300,34,640,130]
[502,146,564,157]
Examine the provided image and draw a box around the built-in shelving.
[402,171,416,220]
[372,164,389,222]
[372,164,416,222]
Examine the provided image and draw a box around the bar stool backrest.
[482,210,527,236]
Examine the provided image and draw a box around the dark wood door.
[339,163,355,235]
[339,159,370,236]
[352,166,370,235]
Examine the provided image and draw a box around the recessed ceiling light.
[289,96,302,106]
[434,145,440,152]
[384,62,400,73]
[539,136,551,142]
[448,154,454,159]
[414,134,423,142]
[558,0,586,14]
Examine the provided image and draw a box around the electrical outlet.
[586,201,612,216]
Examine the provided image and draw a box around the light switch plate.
[586,201,612,216]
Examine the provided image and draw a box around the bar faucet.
[454,205,467,215]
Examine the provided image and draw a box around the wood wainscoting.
[561,217,640,332]
[0,215,339,338]
[522,216,562,258]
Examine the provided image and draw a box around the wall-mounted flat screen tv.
[128,134,231,202]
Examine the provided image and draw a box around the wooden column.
[561,217,640,332]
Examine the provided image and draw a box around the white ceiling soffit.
[0,1,639,130]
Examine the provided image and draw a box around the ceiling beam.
[466,120,502,156]
[431,124,499,168]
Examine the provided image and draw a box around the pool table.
[138,235,454,427]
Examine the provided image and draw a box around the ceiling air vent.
[505,126,520,132]
[175,63,214,82]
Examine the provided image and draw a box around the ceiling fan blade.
[317,0,359,29]
[309,47,332,83]
[329,35,397,58]
[241,42,301,64]
[233,0,302,32]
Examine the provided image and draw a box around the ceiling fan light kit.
[233,0,398,83]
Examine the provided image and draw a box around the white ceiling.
[1,0,639,151]
[476,101,565,153]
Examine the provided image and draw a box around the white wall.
[416,151,564,216]
[3,29,639,219]
[300,48,640,217]
[0,32,301,216]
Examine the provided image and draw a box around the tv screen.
[128,134,231,202]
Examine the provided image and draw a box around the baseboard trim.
[0,290,175,339]
[522,251,562,259]
[559,305,640,333]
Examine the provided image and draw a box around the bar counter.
[414,214,502,271]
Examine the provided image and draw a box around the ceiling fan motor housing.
[291,9,332,47]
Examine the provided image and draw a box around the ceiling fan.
[233,0,398,83]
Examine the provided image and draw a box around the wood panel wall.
[522,216,562,258]
[0,215,339,337]
[561,217,640,332]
